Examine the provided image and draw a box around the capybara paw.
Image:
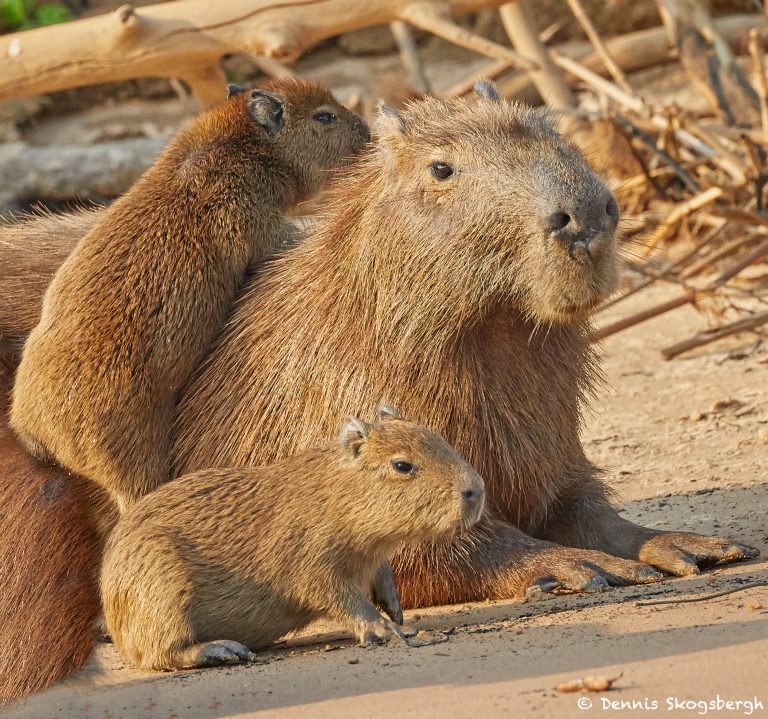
[637,532,760,576]
[523,548,662,599]
[356,618,446,648]
[356,617,398,647]
[181,640,256,668]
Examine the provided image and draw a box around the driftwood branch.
[591,237,768,343]
[0,0,524,108]
[390,20,432,94]
[748,28,768,142]
[563,0,633,96]
[657,0,760,124]
[402,1,536,70]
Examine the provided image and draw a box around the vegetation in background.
[0,0,71,31]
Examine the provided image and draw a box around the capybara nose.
[353,116,371,143]
[459,476,485,511]
[546,192,619,260]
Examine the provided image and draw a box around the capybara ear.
[339,416,372,456]
[474,80,501,102]
[248,89,286,136]
[374,102,406,141]
[376,404,402,422]
[227,83,247,99]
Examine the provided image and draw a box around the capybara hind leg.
[168,640,255,669]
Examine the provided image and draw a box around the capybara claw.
[522,547,664,599]
[356,618,443,649]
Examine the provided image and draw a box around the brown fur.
[0,209,97,345]
[172,86,757,607]
[102,409,484,671]
[1,79,368,704]
[10,78,369,511]
[2,85,757,700]
[0,364,116,705]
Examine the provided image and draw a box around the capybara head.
[224,78,370,201]
[369,81,619,324]
[338,405,485,540]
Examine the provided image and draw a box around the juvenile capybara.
[172,82,757,607]
[0,78,369,704]
[10,78,369,512]
[102,406,484,670]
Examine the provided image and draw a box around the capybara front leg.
[371,560,404,625]
[392,517,662,607]
[538,480,760,577]
[332,584,429,648]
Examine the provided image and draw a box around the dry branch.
[403,2,537,70]
[499,14,768,103]
[590,290,696,343]
[591,237,768,343]
[563,0,633,95]
[0,0,522,108]
[661,310,768,359]
[748,29,768,142]
[657,0,760,124]
[499,0,574,108]
[390,20,432,94]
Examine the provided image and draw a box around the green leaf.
[0,0,29,28]
[33,2,72,26]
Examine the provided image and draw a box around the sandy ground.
[4,284,767,719]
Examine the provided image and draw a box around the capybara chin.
[172,81,757,609]
[102,407,484,671]
[10,78,370,513]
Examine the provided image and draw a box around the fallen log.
[0,138,165,212]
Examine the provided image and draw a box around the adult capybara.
[172,82,757,607]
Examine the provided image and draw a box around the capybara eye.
[430,162,454,180]
[391,460,414,474]
[313,111,337,125]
